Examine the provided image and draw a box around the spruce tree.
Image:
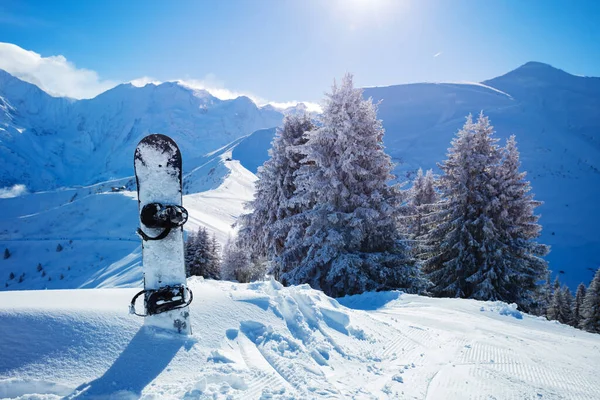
[546,286,564,322]
[280,74,422,297]
[238,114,314,280]
[491,135,549,310]
[184,230,197,277]
[422,116,548,309]
[574,283,587,327]
[3,248,10,259]
[580,269,600,333]
[205,234,221,280]
[408,168,438,240]
[185,227,221,279]
[221,239,264,283]
[561,286,575,326]
[422,113,502,299]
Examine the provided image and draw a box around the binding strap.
[129,285,193,317]
[137,203,188,241]
[137,226,171,241]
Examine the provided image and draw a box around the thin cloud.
[0,42,321,112]
[433,52,443,58]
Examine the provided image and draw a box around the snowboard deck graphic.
[134,134,191,334]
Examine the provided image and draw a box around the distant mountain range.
[0,62,598,290]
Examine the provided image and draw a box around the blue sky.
[0,0,599,103]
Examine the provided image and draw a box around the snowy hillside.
[0,69,283,191]
[1,279,599,399]
[0,148,254,291]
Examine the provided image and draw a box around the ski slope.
[0,149,255,292]
[0,279,599,399]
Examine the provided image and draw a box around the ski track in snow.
[0,280,599,399]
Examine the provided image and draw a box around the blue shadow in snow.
[336,291,402,311]
[71,327,188,398]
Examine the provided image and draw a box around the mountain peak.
[481,61,596,92]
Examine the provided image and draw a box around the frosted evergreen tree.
[280,74,423,297]
[184,231,197,277]
[580,269,600,333]
[185,227,220,279]
[491,135,549,310]
[221,238,265,283]
[408,168,438,240]
[546,285,574,325]
[546,286,565,322]
[423,116,548,309]
[562,286,575,326]
[238,114,315,279]
[206,234,222,280]
[553,276,561,292]
[574,283,587,327]
[529,272,552,316]
[422,113,502,299]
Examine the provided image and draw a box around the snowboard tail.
[132,134,192,334]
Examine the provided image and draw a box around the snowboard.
[132,134,192,334]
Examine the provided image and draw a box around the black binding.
[137,203,188,241]
[129,285,193,317]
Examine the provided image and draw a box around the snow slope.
[0,147,255,291]
[1,279,599,399]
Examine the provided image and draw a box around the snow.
[0,149,254,292]
[1,279,599,399]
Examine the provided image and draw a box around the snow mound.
[1,280,599,399]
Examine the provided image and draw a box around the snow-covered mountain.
[1,279,599,398]
[0,69,283,191]
[1,62,599,291]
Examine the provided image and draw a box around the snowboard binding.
[129,284,193,317]
[137,203,189,241]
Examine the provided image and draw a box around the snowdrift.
[1,279,599,399]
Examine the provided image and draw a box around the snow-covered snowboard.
[131,134,192,334]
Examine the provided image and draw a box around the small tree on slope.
[574,283,587,327]
[221,238,265,283]
[237,114,315,280]
[280,74,423,297]
[185,227,220,279]
[561,286,575,326]
[580,269,600,333]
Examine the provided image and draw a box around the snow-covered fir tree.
[529,272,552,317]
[546,285,566,323]
[221,238,265,283]
[562,286,575,326]
[422,114,548,309]
[491,135,549,310]
[279,74,423,297]
[237,114,315,280]
[185,227,220,279]
[408,168,438,240]
[580,269,600,333]
[422,113,502,299]
[574,283,587,327]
